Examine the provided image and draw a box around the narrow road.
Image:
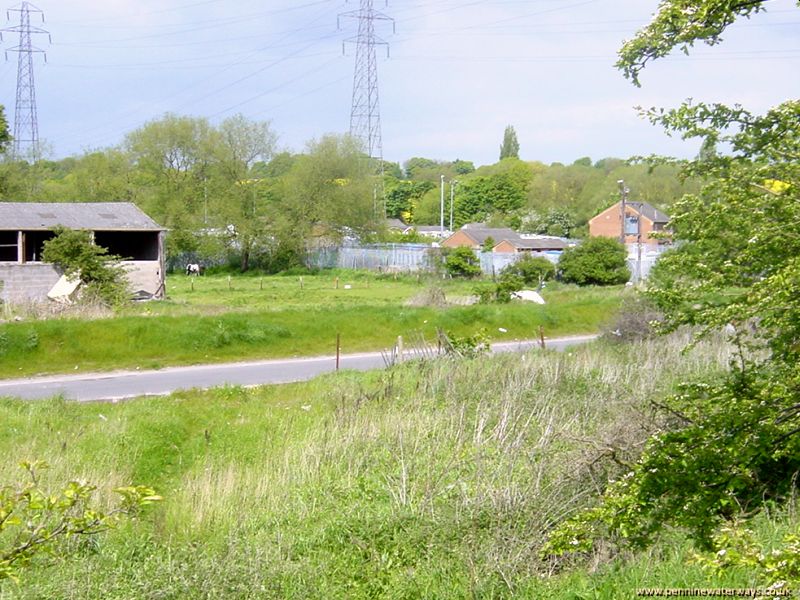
[0,334,598,402]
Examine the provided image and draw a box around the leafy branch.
[0,460,161,584]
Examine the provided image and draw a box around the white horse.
[186,263,201,276]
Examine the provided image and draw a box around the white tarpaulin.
[511,290,546,304]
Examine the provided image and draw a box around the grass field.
[1,334,763,599]
[0,272,623,378]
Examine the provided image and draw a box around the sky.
[0,0,797,167]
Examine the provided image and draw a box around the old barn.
[0,202,166,303]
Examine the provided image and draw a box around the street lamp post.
[617,179,629,245]
[449,179,458,232]
[440,174,445,235]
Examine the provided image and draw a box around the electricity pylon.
[2,2,50,161]
[339,0,393,168]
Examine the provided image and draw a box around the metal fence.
[306,244,565,276]
[307,244,436,273]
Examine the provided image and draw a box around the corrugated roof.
[0,202,164,231]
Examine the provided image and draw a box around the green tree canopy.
[0,105,11,154]
[499,125,520,160]
[558,237,629,286]
[546,0,800,558]
[616,0,776,86]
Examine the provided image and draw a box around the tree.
[403,157,440,179]
[252,152,296,178]
[69,150,137,203]
[384,180,433,221]
[455,161,532,226]
[519,208,576,238]
[558,237,629,286]
[276,134,375,261]
[545,0,800,558]
[452,159,475,175]
[125,114,216,253]
[617,0,775,87]
[0,105,11,154]
[499,125,520,160]
[572,156,592,167]
[209,114,277,271]
[696,135,718,162]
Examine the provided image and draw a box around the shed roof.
[385,218,406,230]
[457,227,519,246]
[0,202,164,231]
[501,237,569,251]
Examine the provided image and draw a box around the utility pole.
[617,179,629,245]
[449,179,458,232]
[2,1,50,161]
[635,202,643,282]
[439,174,445,235]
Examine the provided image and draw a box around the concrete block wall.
[0,261,164,304]
[0,263,62,304]
[123,261,163,296]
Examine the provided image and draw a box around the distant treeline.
[0,113,696,270]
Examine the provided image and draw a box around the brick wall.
[442,230,478,248]
[589,203,660,246]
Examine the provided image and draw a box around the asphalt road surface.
[0,334,598,402]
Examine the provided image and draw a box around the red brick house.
[588,201,670,247]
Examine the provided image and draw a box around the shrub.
[558,237,630,286]
[494,273,524,303]
[444,246,481,278]
[41,227,129,306]
[602,293,663,342]
[0,460,160,584]
[502,255,555,286]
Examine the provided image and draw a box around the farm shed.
[0,202,166,303]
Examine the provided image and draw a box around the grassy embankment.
[0,272,621,378]
[0,333,777,598]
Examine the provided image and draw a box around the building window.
[0,231,17,261]
[24,231,56,262]
[94,231,159,261]
[624,215,639,235]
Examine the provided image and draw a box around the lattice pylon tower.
[2,2,49,161]
[340,0,393,169]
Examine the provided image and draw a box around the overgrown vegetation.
[0,461,160,583]
[542,0,800,587]
[0,334,737,597]
[41,227,129,306]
